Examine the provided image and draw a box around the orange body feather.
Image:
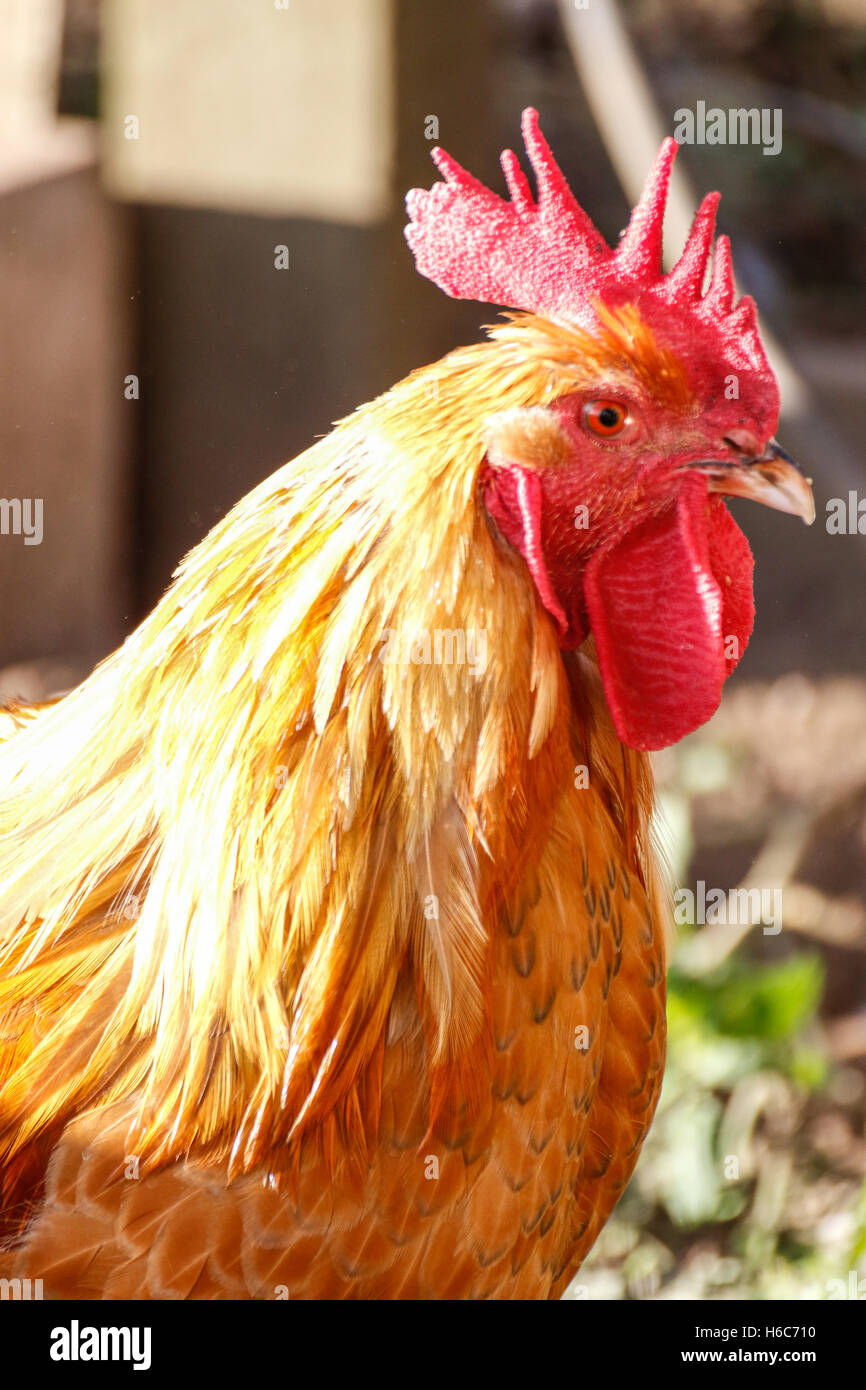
[0,314,668,1297]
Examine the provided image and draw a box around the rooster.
[0,110,813,1299]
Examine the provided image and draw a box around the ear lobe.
[482,462,569,637]
[482,409,578,640]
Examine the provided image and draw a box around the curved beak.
[685,440,815,525]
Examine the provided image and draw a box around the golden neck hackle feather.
[0,312,659,1197]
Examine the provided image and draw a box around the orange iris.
[583,400,628,438]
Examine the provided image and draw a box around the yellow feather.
[0,310,663,1183]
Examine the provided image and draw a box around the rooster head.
[405,109,814,751]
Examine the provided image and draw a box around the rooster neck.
[0,342,661,1203]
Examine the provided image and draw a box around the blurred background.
[1,0,865,1299]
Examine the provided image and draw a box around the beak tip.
[685,443,815,526]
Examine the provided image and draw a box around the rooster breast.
[0,664,666,1301]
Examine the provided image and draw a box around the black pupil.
[598,407,620,428]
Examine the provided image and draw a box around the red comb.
[405,108,768,372]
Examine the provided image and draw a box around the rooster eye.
[583,400,628,438]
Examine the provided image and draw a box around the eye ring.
[582,399,629,439]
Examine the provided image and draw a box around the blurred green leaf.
[653,1093,724,1227]
[669,953,824,1042]
[788,1044,830,1092]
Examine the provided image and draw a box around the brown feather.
[0,310,668,1297]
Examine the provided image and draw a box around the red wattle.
[583,473,753,751]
